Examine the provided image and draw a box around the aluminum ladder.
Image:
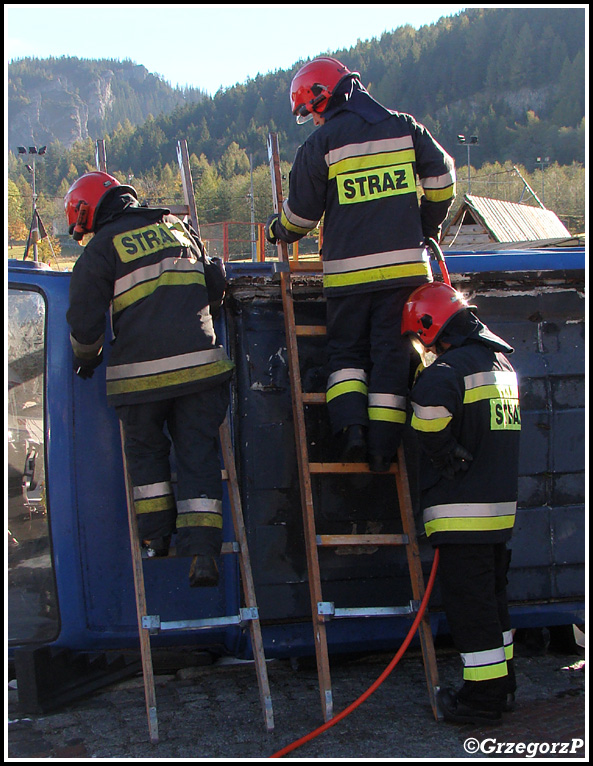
[267,131,440,723]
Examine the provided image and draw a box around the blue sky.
[6,4,468,94]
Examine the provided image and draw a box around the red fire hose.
[270,548,440,758]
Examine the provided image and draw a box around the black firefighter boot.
[188,554,219,588]
[340,425,367,462]
[437,687,503,725]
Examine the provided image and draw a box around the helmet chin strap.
[72,202,91,241]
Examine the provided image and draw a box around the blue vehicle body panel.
[7,249,586,659]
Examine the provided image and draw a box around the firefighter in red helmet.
[65,171,234,587]
[266,57,456,471]
[402,282,521,724]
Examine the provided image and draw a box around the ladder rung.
[289,261,323,273]
[296,325,326,336]
[317,534,408,547]
[166,204,191,216]
[309,462,398,475]
[318,602,419,618]
[302,393,326,404]
[142,607,259,633]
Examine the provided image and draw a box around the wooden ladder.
[97,139,274,743]
[267,132,440,723]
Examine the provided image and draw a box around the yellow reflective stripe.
[280,201,317,235]
[423,184,455,202]
[328,149,416,180]
[176,512,223,529]
[463,661,508,682]
[504,643,513,661]
[368,407,407,423]
[324,247,427,275]
[280,211,312,235]
[135,495,176,515]
[114,256,203,297]
[112,271,205,313]
[464,383,519,404]
[326,380,368,403]
[411,413,452,432]
[425,515,516,536]
[326,137,414,166]
[324,261,430,289]
[106,359,234,397]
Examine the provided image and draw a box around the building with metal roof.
[442,194,572,249]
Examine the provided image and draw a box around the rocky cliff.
[8,57,204,151]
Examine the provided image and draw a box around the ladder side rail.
[395,446,441,720]
[119,423,160,744]
[95,139,107,173]
[267,132,334,721]
[176,139,201,236]
[219,414,275,731]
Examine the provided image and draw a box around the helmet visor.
[410,336,438,368]
[295,103,314,124]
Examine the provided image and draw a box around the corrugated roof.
[445,195,571,243]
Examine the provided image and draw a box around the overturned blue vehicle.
[7,246,585,705]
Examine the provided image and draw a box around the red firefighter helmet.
[64,171,137,240]
[290,57,358,123]
[401,282,477,347]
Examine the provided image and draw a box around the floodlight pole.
[457,135,479,194]
[18,145,47,262]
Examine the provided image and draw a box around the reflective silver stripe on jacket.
[325,136,414,168]
[464,370,518,391]
[322,247,428,276]
[70,333,104,360]
[411,402,453,421]
[281,201,319,234]
[113,256,203,299]
[106,347,228,382]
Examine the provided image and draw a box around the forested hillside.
[60,6,584,173]
[7,6,586,241]
[7,57,206,150]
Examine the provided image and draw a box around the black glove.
[204,256,226,319]
[431,442,473,480]
[265,213,279,245]
[422,226,442,244]
[73,351,103,379]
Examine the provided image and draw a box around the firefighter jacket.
[67,206,234,407]
[410,341,521,546]
[273,82,456,297]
